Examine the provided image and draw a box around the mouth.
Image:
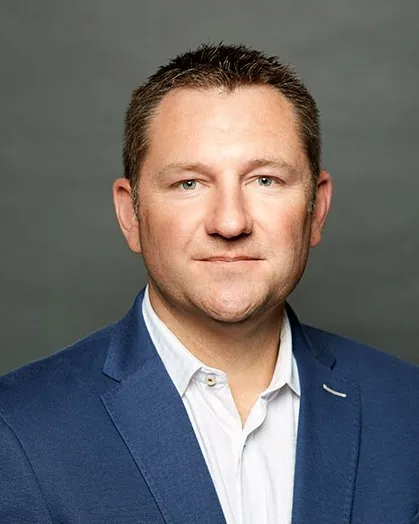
[199,256,261,263]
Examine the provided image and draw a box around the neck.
[147,284,285,422]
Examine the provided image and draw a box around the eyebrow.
[155,157,300,180]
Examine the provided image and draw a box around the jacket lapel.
[288,306,361,524]
[101,291,226,524]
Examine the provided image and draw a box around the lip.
[199,256,261,262]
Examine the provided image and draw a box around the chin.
[205,307,255,324]
[194,288,264,324]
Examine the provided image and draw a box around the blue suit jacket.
[1,290,418,523]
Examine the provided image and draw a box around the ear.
[113,177,142,254]
[310,170,333,248]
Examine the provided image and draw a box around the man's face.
[115,85,331,323]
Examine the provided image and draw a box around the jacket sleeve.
[0,414,53,524]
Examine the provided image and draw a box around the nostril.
[209,231,251,242]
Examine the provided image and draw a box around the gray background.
[1,0,418,375]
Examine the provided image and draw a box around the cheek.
[259,200,310,244]
[262,216,311,275]
[138,204,196,259]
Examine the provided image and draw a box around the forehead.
[143,85,308,174]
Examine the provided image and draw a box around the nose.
[206,185,253,239]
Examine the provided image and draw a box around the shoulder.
[303,323,419,392]
[0,323,115,423]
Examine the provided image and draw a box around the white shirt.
[142,287,300,524]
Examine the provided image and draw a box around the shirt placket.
[237,396,269,524]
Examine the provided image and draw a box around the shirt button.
[205,374,217,387]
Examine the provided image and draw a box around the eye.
[181,180,197,190]
[257,176,274,187]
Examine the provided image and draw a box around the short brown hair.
[123,43,321,209]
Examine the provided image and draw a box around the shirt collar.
[142,286,203,396]
[262,310,300,397]
[142,285,300,398]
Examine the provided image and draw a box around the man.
[0,44,418,524]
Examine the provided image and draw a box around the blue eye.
[257,176,273,186]
[181,180,197,190]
